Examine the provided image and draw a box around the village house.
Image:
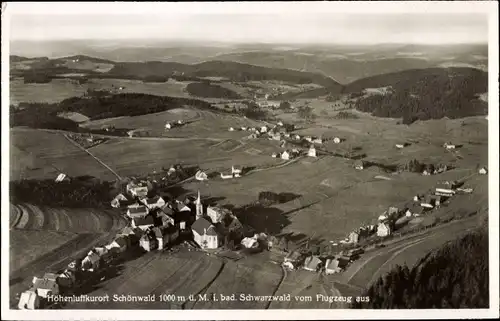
[126,205,149,219]
[159,208,175,226]
[165,123,172,130]
[303,255,323,272]
[479,167,488,175]
[207,206,231,224]
[232,165,243,176]
[111,193,128,208]
[420,195,436,209]
[260,126,268,133]
[435,182,457,196]
[387,207,401,219]
[271,152,277,158]
[307,146,317,157]
[192,217,220,249]
[348,231,359,244]
[404,203,422,217]
[128,186,149,199]
[333,137,341,144]
[277,121,284,127]
[281,150,291,160]
[325,257,350,275]
[131,215,156,230]
[106,236,128,253]
[18,290,40,310]
[294,134,301,140]
[312,137,323,145]
[395,144,405,149]
[228,127,234,132]
[153,225,180,250]
[139,231,158,252]
[283,251,305,270]
[377,222,392,237]
[116,226,143,247]
[32,273,60,298]
[81,251,101,272]
[142,196,166,210]
[304,136,313,143]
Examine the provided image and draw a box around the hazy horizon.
[8,13,488,45]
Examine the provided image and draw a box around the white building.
[192,217,220,249]
[377,222,392,237]
[307,146,317,157]
[333,137,341,144]
[479,167,488,175]
[260,126,268,133]
[281,150,290,160]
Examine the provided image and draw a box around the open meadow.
[10,128,118,181]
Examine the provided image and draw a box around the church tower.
[195,190,203,220]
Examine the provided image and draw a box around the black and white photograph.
[2,1,498,319]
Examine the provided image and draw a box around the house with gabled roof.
[283,251,306,270]
[192,217,220,249]
[303,255,323,272]
[142,196,166,210]
[139,231,158,252]
[127,205,149,219]
[325,257,349,274]
[153,225,180,250]
[131,214,156,230]
[32,273,60,298]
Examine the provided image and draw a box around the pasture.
[10,78,88,105]
[10,128,118,181]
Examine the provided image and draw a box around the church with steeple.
[195,190,203,220]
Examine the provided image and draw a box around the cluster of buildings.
[67,133,106,149]
[165,120,185,130]
[220,166,243,179]
[282,247,364,275]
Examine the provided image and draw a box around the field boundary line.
[62,133,122,180]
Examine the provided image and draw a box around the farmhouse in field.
[232,165,242,175]
[377,222,392,237]
[260,126,268,133]
[354,160,364,170]
[303,255,322,272]
[443,142,456,150]
[435,182,457,196]
[333,137,341,144]
[479,167,488,175]
[281,150,290,160]
[192,217,220,249]
[421,195,437,209]
[307,146,317,157]
[395,144,405,149]
[55,173,69,183]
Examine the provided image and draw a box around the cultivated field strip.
[191,261,282,309]
[11,203,127,233]
[10,204,23,228]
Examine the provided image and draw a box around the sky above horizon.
[9,13,488,45]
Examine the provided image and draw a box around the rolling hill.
[345,68,488,123]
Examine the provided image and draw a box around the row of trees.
[352,228,489,308]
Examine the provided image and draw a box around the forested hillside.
[352,227,489,309]
[346,68,488,124]
[186,82,242,99]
